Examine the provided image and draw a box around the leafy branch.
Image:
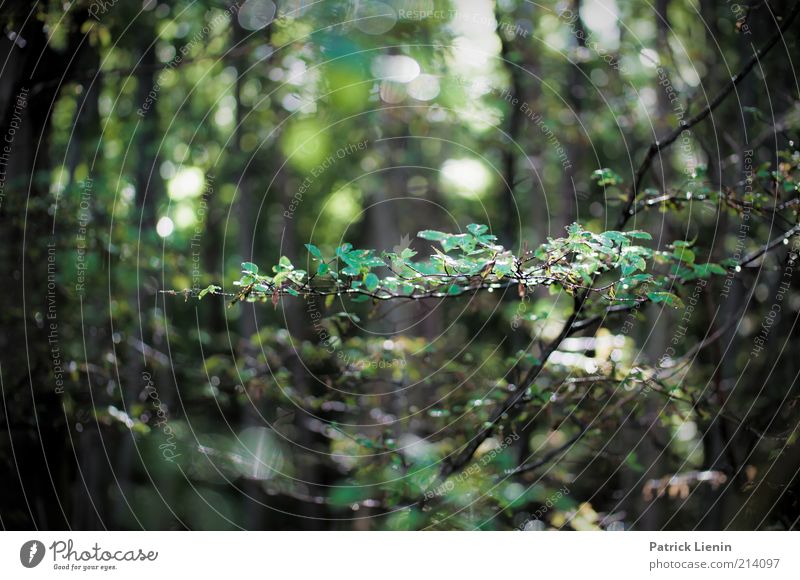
[200,223,722,312]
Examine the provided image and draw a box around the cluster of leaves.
[625,151,800,219]
[215,223,730,309]
[754,149,800,199]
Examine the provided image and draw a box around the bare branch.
[739,223,800,266]
[504,419,590,477]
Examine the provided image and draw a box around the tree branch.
[503,419,590,477]
[739,223,800,266]
[616,1,800,229]
[437,295,585,481]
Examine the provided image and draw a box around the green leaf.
[602,231,629,247]
[592,168,623,186]
[364,273,379,292]
[621,253,647,275]
[673,247,696,264]
[647,292,684,308]
[305,244,323,260]
[626,230,652,240]
[335,243,353,260]
[467,224,488,236]
[447,284,462,295]
[689,262,727,278]
[342,265,361,277]
[707,263,727,275]
[418,230,448,241]
[494,259,513,277]
[317,263,329,276]
[198,284,220,299]
[623,273,653,284]
[272,271,289,286]
[242,262,258,275]
[442,234,473,253]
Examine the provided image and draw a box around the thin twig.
[503,419,590,477]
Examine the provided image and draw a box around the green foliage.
[7,0,800,533]
[591,168,624,187]
[227,223,723,309]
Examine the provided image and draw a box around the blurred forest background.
[1,0,800,530]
